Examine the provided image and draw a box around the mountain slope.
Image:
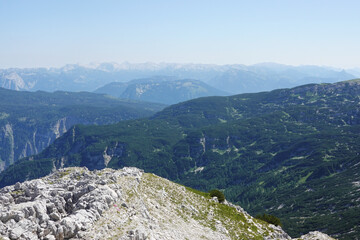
[0,87,165,172]
[2,80,360,239]
[0,167,334,240]
[94,82,129,98]
[95,77,229,105]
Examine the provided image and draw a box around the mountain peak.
[0,167,334,239]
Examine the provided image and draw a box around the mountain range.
[1,79,360,239]
[0,62,356,94]
[94,77,229,105]
[0,87,164,172]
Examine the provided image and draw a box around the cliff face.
[0,124,14,169]
[0,117,76,172]
[0,87,165,173]
[0,72,34,91]
[0,167,335,240]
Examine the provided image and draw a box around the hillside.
[0,167,334,240]
[94,82,129,98]
[95,77,229,104]
[1,80,360,239]
[0,87,165,172]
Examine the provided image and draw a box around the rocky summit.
[0,167,335,240]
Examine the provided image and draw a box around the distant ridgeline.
[94,77,229,105]
[0,62,356,94]
[2,79,360,239]
[0,87,165,172]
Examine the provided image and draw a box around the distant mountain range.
[208,63,356,94]
[2,79,360,239]
[347,68,360,77]
[0,87,164,172]
[94,77,229,104]
[0,62,357,94]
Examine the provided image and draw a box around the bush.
[255,213,282,226]
[209,189,225,203]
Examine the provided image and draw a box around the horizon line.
[0,61,358,71]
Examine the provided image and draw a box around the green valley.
[1,80,360,239]
[0,87,165,171]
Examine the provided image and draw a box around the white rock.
[60,217,78,238]
[0,167,335,240]
[298,231,336,240]
[49,212,61,221]
[9,226,23,240]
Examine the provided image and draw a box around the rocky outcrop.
[0,124,15,171]
[81,142,126,170]
[0,167,335,240]
[299,231,336,240]
[0,167,137,240]
[0,72,33,91]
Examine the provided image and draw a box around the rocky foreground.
[0,167,335,240]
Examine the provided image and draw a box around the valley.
[1,79,360,239]
[2,1,360,239]
[0,88,164,172]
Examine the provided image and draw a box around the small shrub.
[255,213,282,226]
[209,189,225,203]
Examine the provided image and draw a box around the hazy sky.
[1,0,360,68]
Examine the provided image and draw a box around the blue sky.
[1,0,360,68]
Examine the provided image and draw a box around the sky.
[1,0,360,69]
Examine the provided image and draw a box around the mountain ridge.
[0,87,165,172]
[0,62,355,94]
[1,80,360,239]
[0,167,335,240]
[95,77,229,105]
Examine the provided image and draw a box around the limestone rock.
[0,167,336,240]
[298,231,336,240]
